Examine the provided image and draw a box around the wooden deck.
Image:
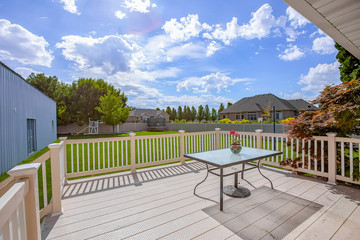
[41,161,360,240]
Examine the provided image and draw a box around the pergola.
[283,0,360,60]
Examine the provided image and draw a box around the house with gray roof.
[220,94,315,121]
[126,109,170,123]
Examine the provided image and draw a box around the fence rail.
[1,128,360,239]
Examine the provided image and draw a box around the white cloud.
[162,14,204,42]
[207,41,222,56]
[278,45,304,61]
[279,92,315,101]
[15,67,40,78]
[299,61,340,93]
[122,0,156,13]
[59,0,79,15]
[0,19,53,67]
[177,72,254,93]
[56,35,137,74]
[286,7,309,29]
[115,10,126,20]
[312,35,336,54]
[166,42,207,61]
[212,4,276,45]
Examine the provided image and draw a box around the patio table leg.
[220,168,223,211]
[234,172,238,188]
[241,163,244,179]
[257,160,273,189]
[193,164,209,195]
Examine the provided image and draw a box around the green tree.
[166,106,172,120]
[198,105,204,122]
[211,108,217,122]
[227,102,233,108]
[171,108,177,121]
[177,106,183,120]
[218,103,225,120]
[204,104,210,122]
[96,92,130,134]
[185,106,191,121]
[26,73,71,125]
[190,106,197,122]
[183,105,188,122]
[335,43,360,82]
[69,78,128,125]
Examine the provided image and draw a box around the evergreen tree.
[335,43,360,82]
[218,103,225,120]
[204,104,210,122]
[198,105,204,122]
[177,106,183,120]
[186,106,191,121]
[227,102,233,108]
[171,108,177,121]
[211,108,217,122]
[166,106,172,119]
[190,106,197,121]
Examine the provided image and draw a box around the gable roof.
[221,94,313,114]
[287,99,317,111]
[129,109,169,117]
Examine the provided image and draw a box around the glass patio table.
[185,147,282,211]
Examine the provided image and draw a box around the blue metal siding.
[0,63,57,173]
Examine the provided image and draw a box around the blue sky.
[0,0,340,109]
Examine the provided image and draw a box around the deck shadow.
[202,186,323,240]
[62,161,205,199]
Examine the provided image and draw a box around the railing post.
[327,132,337,185]
[255,129,263,149]
[130,133,136,172]
[215,128,221,149]
[255,129,264,166]
[179,130,185,164]
[8,163,41,240]
[59,137,68,183]
[48,142,64,216]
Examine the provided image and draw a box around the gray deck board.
[42,161,360,240]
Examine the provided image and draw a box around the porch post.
[179,130,185,164]
[48,142,64,216]
[215,128,221,149]
[8,163,41,240]
[130,133,136,172]
[327,132,337,185]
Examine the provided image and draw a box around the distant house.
[126,109,170,123]
[220,94,316,121]
[0,62,57,173]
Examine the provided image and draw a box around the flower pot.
[230,143,242,154]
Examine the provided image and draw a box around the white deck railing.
[1,128,360,239]
[0,180,29,240]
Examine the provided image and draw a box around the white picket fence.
[1,129,360,239]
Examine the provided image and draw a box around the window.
[27,119,37,155]
[276,112,283,120]
[247,113,257,121]
[235,114,241,120]
[222,115,227,119]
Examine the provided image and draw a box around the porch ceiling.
[283,0,360,60]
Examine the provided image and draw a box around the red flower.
[230,130,236,135]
